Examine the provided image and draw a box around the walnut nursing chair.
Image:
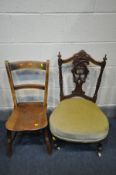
[49,50,109,156]
[5,60,52,156]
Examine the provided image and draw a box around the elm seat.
[6,102,47,131]
[5,60,52,156]
[50,98,109,142]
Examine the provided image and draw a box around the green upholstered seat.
[50,98,109,142]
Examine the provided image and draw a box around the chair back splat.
[58,50,107,102]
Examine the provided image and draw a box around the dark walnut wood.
[5,60,52,156]
[58,50,107,102]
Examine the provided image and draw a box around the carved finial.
[103,54,107,61]
[58,52,62,59]
[58,52,62,65]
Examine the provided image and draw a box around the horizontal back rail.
[5,60,49,108]
[59,51,106,67]
[14,84,45,90]
[9,61,47,70]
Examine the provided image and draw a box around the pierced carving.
[58,50,107,102]
[71,50,90,95]
[72,60,89,95]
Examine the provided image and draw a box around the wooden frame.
[58,50,107,102]
[5,60,52,156]
[54,50,108,156]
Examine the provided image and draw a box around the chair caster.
[97,142,102,158]
[55,144,61,151]
[52,136,61,151]
[97,152,102,157]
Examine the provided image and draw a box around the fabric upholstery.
[50,98,109,142]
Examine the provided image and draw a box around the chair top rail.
[6,60,49,70]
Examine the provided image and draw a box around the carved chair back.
[58,50,107,102]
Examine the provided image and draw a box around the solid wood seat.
[5,60,52,156]
[6,102,47,131]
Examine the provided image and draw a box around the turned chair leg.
[7,130,13,157]
[52,136,61,151]
[97,142,102,157]
[44,127,52,154]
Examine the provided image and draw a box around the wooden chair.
[49,50,109,156]
[5,60,52,156]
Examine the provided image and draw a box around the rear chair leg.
[7,130,12,157]
[44,127,52,154]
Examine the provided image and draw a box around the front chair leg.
[52,136,61,151]
[44,127,52,154]
[7,130,12,157]
[97,142,102,157]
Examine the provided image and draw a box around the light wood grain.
[5,59,49,131]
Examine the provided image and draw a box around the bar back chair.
[50,50,109,156]
[5,60,52,156]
